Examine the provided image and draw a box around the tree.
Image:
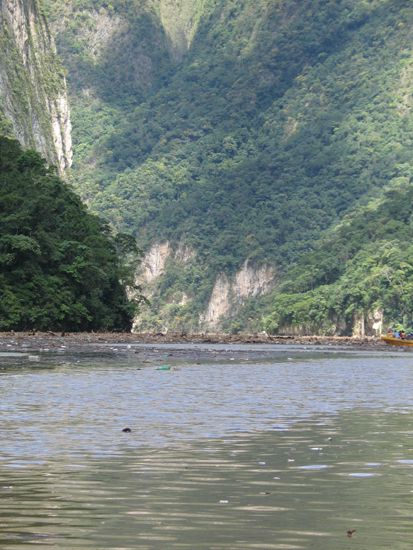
[0,137,141,331]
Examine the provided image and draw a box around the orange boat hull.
[381,336,413,347]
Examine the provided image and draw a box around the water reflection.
[0,349,412,548]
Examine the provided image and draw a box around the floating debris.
[348,472,378,478]
[295,464,329,470]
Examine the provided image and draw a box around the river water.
[0,344,413,549]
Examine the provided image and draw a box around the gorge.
[3,0,413,335]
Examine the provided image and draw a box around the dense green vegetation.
[262,179,413,335]
[0,137,140,331]
[44,0,413,332]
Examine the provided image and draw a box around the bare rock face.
[133,240,276,332]
[137,241,196,286]
[352,309,383,338]
[201,262,276,329]
[140,242,172,284]
[0,0,72,172]
[201,274,231,327]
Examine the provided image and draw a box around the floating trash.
[157,365,171,371]
[272,425,289,431]
[295,464,329,470]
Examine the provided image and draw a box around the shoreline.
[0,331,389,353]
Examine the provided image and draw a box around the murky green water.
[1,345,413,548]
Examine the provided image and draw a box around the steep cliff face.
[200,263,276,330]
[0,0,72,172]
[133,242,275,332]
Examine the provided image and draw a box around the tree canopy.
[43,0,413,331]
[0,137,138,331]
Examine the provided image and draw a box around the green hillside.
[262,179,413,335]
[0,137,139,331]
[45,0,413,332]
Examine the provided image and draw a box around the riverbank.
[0,331,388,353]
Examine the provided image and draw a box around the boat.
[381,336,413,347]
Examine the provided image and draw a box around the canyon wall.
[0,0,72,172]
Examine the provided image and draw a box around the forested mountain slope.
[0,0,142,332]
[0,137,137,331]
[45,0,413,333]
[262,178,413,336]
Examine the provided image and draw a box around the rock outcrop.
[0,0,72,172]
[201,262,276,329]
[140,242,172,284]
